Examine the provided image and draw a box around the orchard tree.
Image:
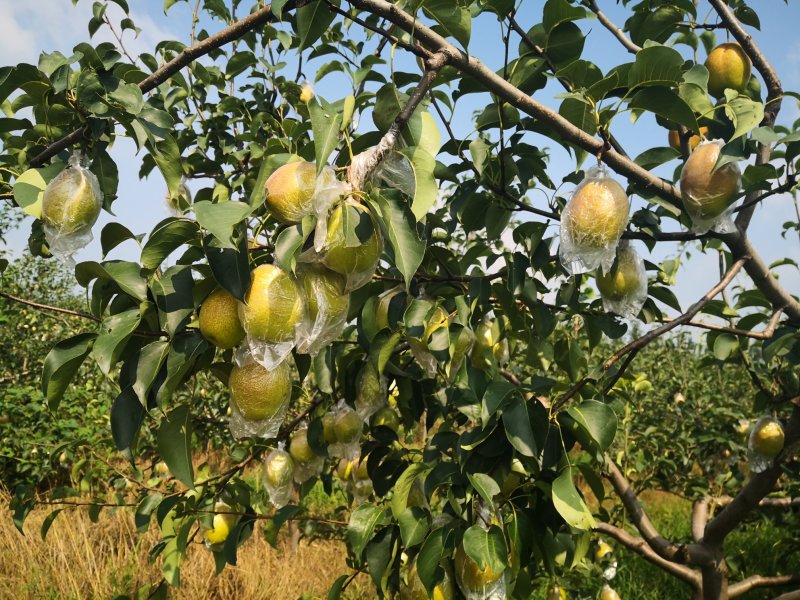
[1,1,799,599]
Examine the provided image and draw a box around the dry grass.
[0,492,371,600]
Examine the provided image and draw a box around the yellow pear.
[289,428,317,464]
[263,161,317,224]
[204,501,238,546]
[41,164,102,236]
[705,43,751,98]
[228,359,291,421]
[371,406,401,433]
[750,418,784,458]
[199,288,246,349]
[333,409,363,444]
[399,559,456,600]
[600,584,621,600]
[454,545,504,595]
[299,264,350,328]
[668,126,709,151]
[263,449,295,489]
[596,244,645,303]
[562,173,629,251]
[680,141,740,223]
[240,264,304,343]
[547,583,568,600]
[323,200,382,276]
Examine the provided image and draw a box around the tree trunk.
[702,559,729,600]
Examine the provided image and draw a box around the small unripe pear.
[42,163,102,237]
[228,360,291,421]
[680,141,740,226]
[199,288,246,349]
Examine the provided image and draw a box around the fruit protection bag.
[748,416,784,473]
[227,353,291,440]
[239,264,304,371]
[310,165,350,253]
[327,399,363,461]
[349,457,374,506]
[596,241,648,319]
[41,150,103,264]
[290,425,324,483]
[354,363,388,421]
[559,165,630,275]
[294,263,350,356]
[164,176,193,216]
[263,445,295,508]
[680,139,741,235]
[455,503,506,600]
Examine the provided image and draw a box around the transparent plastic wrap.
[288,425,324,483]
[311,166,350,253]
[227,355,291,439]
[263,445,295,508]
[239,263,305,370]
[748,416,785,473]
[349,456,373,505]
[680,139,741,234]
[319,199,383,293]
[596,241,648,319]
[41,151,103,264]
[295,263,350,355]
[327,399,363,460]
[203,501,239,549]
[164,176,192,216]
[409,306,450,379]
[372,151,416,198]
[559,165,630,275]
[354,363,387,421]
[263,161,318,224]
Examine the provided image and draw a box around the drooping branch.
[581,0,642,54]
[657,308,784,340]
[595,522,700,586]
[29,1,294,167]
[729,574,800,598]
[703,404,800,547]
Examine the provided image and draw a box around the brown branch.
[656,309,784,340]
[729,574,800,598]
[692,498,711,543]
[603,455,712,566]
[703,404,800,547]
[30,1,294,167]
[594,522,700,586]
[622,230,713,242]
[734,175,798,215]
[582,0,642,54]
[776,591,800,600]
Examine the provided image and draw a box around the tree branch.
[703,404,800,547]
[776,591,800,600]
[657,309,784,340]
[29,1,294,167]
[594,522,700,586]
[729,574,800,598]
[581,0,642,54]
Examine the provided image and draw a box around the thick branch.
[604,455,712,565]
[30,1,293,167]
[776,591,800,600]
[729,574,800,598]
[595,522,700,586]
[582,0,642,54]
[703,405,800,547]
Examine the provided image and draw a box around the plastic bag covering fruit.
[408,305,450,378]
[350,456,373,504]
[399,559,456,600]
[547,584,567,600]
[321,200,383,292]
[354,363,388,421]
[680,139,741,234]
[41,151,102,263]
[263,446,295,508]
[288,425,323,483]
[199,288,246,349]
[454,545,505,600]
[165,176,192,216]
[328,399,363,460]
[705,43,752,98]
[240,263,304,370]
[203,501,239,548]
[227,356,291,439]
[596,241,648,319]
[559,165,630,275]
[295,263,350,355]
[264,161,317,224]
[748,416,785,473]
[471,317,510,368]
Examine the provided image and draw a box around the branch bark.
[729,574,800,598]
[582,0,642,54]
[657,309,784,340]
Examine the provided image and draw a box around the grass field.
[1,489,796,599]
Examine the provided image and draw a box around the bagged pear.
[596,241,648,319]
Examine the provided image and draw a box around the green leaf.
[391,463,432,518]
[100,222,139,258]
[296,0,338,49]
[628,45,684,90]
[327,575,348,600]
[347,504,386,559]
[566,400,617,451]
[559,98,595,135]
[75,260,148,302]
[373,189,425,289]
[502,395,537,457]
[193,201,251,248]
[93,308,142,375]
[552,467,595,530]
[111,387,146,450]
[149,134,183,198]
[724,93,765,141]
[417,528,446,595]
[40,509,64,541]
[467,473,501,511]
[481,380,516,425]
[203,232,251,302]
[308,98,343,170]
[13,163,64,218]
[463,524,507,574]
[41,333,95,410]
[274,218,314,273]
[133,341,170,404]
[422,0,471,49]
[629,87,698,132]
[155,332,209,406]
[398,507,429,548]
[263,505,302,547]
[543,0,587,33]
[141,218,199,270]
[157,404,194,489]
[398,146,437,220]
[712,333,739,361]
[151,265,195,337]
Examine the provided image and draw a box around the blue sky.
[1,0,798,316]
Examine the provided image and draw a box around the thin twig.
[582,0,642,54]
